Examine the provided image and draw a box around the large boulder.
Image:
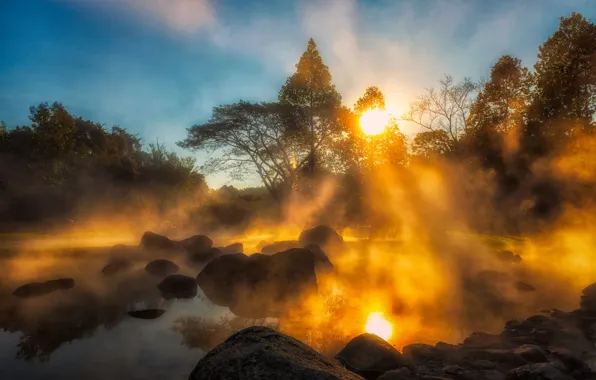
[189,326,363,380]
[189,247,222,266]
[335,333,410,380]
[304,244,335,273]
[13,278,75,298]
[145,259,180,277]
[197,248,322,318]
[101,254,134,276]
[179,235,213,256]
[158,274,197,299]
[140,231,178,251]
[299,225,343,252]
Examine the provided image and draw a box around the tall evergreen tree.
[278,38,343,174]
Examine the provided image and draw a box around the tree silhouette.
[278,38,344,175]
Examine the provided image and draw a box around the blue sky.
[1,0,595,187]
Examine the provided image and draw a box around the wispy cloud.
[69,0,217,32]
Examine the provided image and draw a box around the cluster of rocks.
[13,226,340,321]
[189,282,596,380]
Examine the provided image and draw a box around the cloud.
[69,0,216,33]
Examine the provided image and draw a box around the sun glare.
[360,109,390,136]
[365,312,393,340]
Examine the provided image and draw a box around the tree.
[344,86,408,170]
[29,102,77,160]
[179,101,303,200]
[412,130,453,159]
[405,75,478,154]
[466,55,532,169]
[278,38,343,174]
[523,12,596,157]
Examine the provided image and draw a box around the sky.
[1,0,595,188]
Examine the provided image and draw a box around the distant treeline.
[0,102,208,230]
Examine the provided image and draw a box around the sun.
[360,109,390,136]
[365,312,393,340]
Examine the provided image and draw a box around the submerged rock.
[13,278,75,298]
[157,274,197,299]
[189,326,363,380]
[299,225,343,252]
[145,259,180,277]
[127,309,166,319]
[101,255,134,276]
[197,248,322,318]
[336,333,410,380]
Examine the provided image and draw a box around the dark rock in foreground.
[299,225,343,252]
[189,326,363,380]
[197,248,323,318]
[145,259,180,277]
[127,309,166,319]
[13,278,75,298]
[336,333,410,380]
[158,274,197,299]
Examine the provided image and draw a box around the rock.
[549,347,589,372]
[299,225,343,252]
[514,345,547,363]
[197,249,321,318]
[260,240,301,255]
[13,278,75,298]
[157,274,197,299]
[495,251,523,264]
[483,370,507,380]
[471,360,498,370]
[402,344,442,364]
[145,259,180,277]
[378,368,416,380]
[336,333,410,380]
[304,244,335,272]
[462,350,527,368]
[101,257,134,276]
[464,332,505,349]
[189,248,222,266]
[179,234,213,255]
[515,282,536,292]
[188,326,362,380]
[220,242,243,255]
[127,309,166,319]
[506,363,572,380]
[140,231,177,251]
[256,240,269,252]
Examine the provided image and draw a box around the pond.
[0,233,584,380]
[0,246,252,380]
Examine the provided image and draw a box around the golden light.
[360,109,390,136]
[364,312,393,340]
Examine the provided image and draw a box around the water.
[0,248,237,380]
